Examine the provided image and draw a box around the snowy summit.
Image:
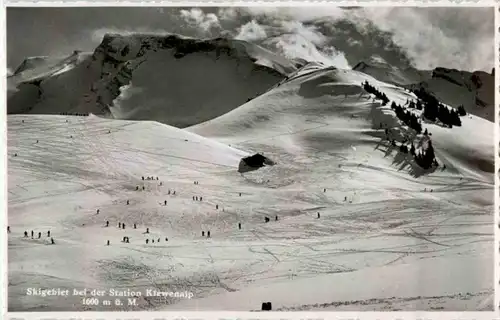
[6,6,495,313]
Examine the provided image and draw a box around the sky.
[6,6,495,74]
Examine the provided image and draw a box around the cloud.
[355,7,494,71]
[234,20,267,42]
[214,6,494,72]
[179,8,221,34]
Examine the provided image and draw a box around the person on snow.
[142,186,145,190]
[107,240,110,246]
[200,197,202,201]
[136,186,139,191]
[126,237,130,243]
[238,223,241,230]
[122,236,126,242]
[202,231,205,237]
[47,230,51,237]
[152,239,155,243]
[216,205,219,210]
[24,231,28,237]
[38,232,41,239]
[192,196,195,201]
[159,182,163,186]
[106,221,109,227]
[96,209,100,214]
[195,196,198,201]
[134,223,137,229]
[317,212,320,219]
[7,226,10,233]
[146,239,149,244]
[14,153,17,157]
[324,188,326,192]
[157,238,160,243]
[146,228,150,234]
[51,238,55,244]
[118,222,122,228]
[156,177,159,180]
[142,176,145,180]
[164,200,167,206]
[31,230,34,238]
[173,191,176,195]
[207,231,211,238]
[36,140,39,143]
[239,193,242,197]
[344,196,347,201]
[165,237,168,241]
[127,200,130,205]
[275,215,278,221]
[122,223,126,229]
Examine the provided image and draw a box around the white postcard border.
[1,1,498,319]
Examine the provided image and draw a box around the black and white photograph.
[6,5,496,312]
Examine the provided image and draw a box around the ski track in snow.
[7,64,494,312]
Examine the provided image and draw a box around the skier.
[36,140,39,143]
[344,196,347,201]
[202,231,205,237]
[156,177,159,180]
[136,186,139,191]
[193,196,195,201]
[142,186,145,190]
[275,215,278,221]
[317,212,320,219]
[24,231,28,237]
[38,232,41,239]
[159,182,163,186]
[239,193,241,197]
[127,200,129,205]
[164,200,167,205]
[324,188,326,192]
[165,237,168,241]
[238,223,241,230]
[51,238,55,244]
[31,230,34,238]
[146,239,149,244]
[14,153,17,157]
[146,228,149,234]
[107,240,110,246]
[7,226,10,233]
[265,217,269,223]
[134,223,137,229]
[207,231,211,238]
[118,222,122,228]
[157,238,160,243]
[173,191,176,195]
[200,197,202,201]
[152,239,155,243]
[123,223,126,229]
[216,204,219,210]
[96,209,100,214]
[106,221,109,227]
[142,176,144,180]
[126,237,130,243]
[122,236,126,242]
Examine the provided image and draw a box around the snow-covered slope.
[352,62,494,122]
[8,61,494,311]
[7,34,296,127]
